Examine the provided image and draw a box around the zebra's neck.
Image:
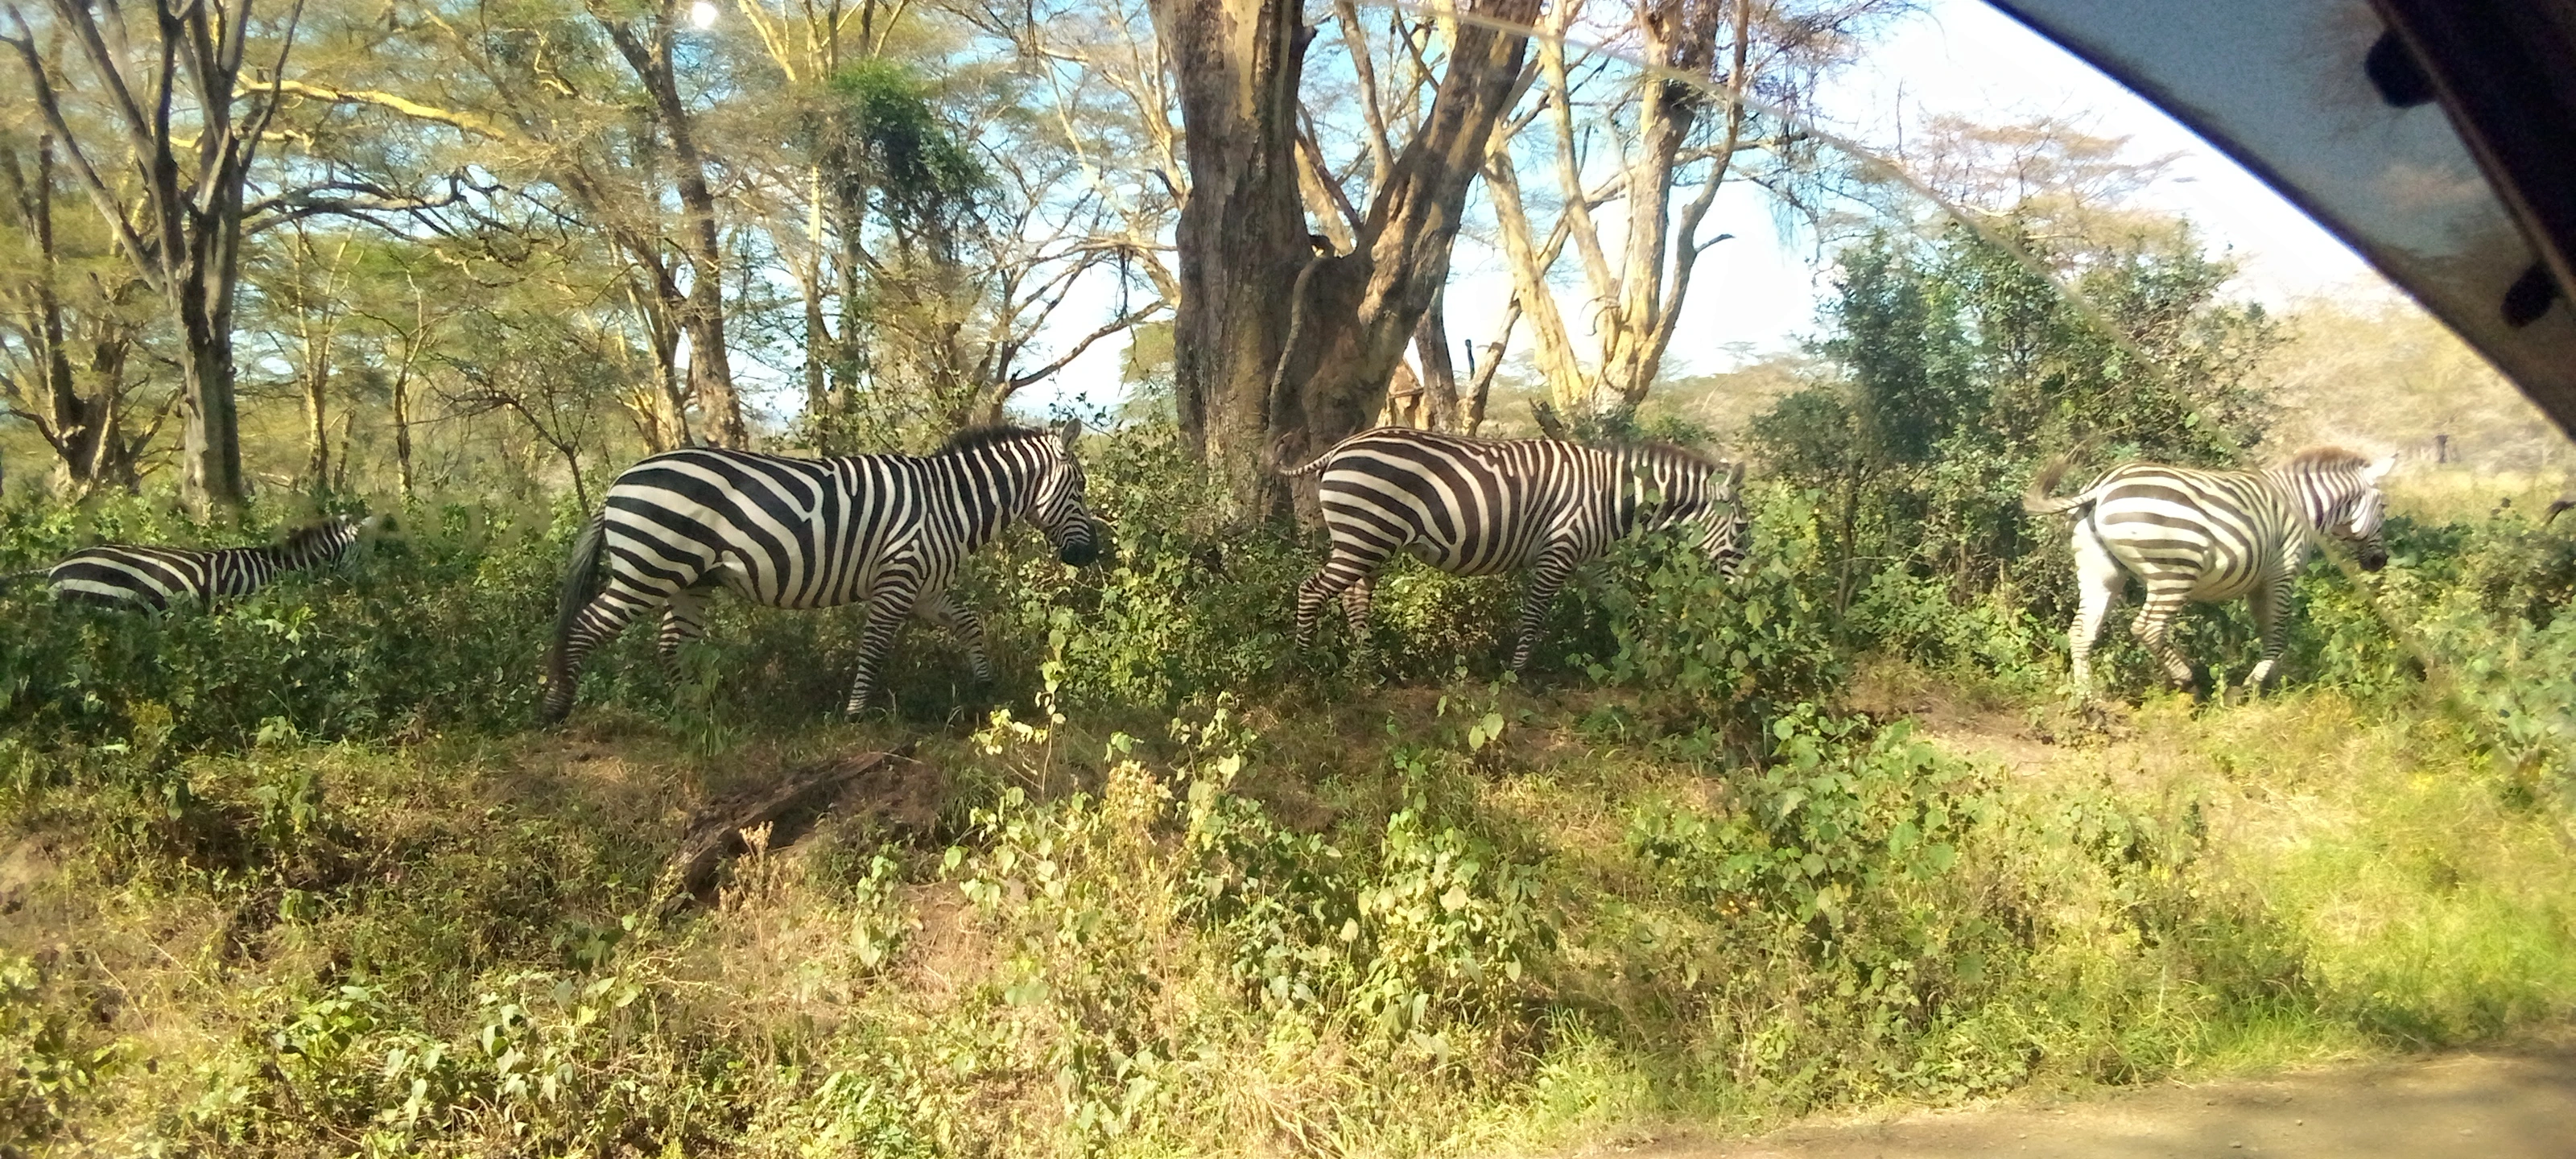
[2260,464,2358,531]
[1611,446,1708,532]
[261,527,356,572]
[927,441,1043,544]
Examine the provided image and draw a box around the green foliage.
[1756,223,2281,672]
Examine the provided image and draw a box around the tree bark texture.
[603,7,748,449]
[1157,0,1538,519]
[2,0,291,512]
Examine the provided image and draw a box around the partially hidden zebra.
[1282,427,1749,672]
[2023,447,2395,699]
[7,514,384,611]
[542,421,1100,722]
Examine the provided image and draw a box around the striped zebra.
[1282,427,1749,672]
[2024,447,2396,699]
[542,421,1099,722]
[8,514,381,610]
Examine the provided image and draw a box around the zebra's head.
[2342,455,2397,571]
[279,514,370,567]
[1695,460,1752,580]
[2281,448,2395,571]
[1631,446,1749,579]
[1030,418,1100,567]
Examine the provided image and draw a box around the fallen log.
[653,748,932,914]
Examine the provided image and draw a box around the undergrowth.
[2,425,2573,1155]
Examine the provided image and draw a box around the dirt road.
[1616,1043,2576,1158]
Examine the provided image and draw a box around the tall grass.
[2,431,2573,1156]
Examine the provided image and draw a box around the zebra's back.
[601,447,939,609]
[47,546,213,609]
[1311,430,1588,575]
[2087,463,2303,598]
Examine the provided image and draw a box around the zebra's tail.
[2021,456,2095,516]
[1273,434,1340,478]
[1,566,52,588]
[543,516,608,720]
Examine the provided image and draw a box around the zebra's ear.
[1055,416,1084,450]
[2363,454,2398,484]
[1724,460,1746,489]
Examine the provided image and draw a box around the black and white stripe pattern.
[2025,447,2395,698]
[25,515,374,611]
[1285,427,1749,671]
[543,421,1099,720]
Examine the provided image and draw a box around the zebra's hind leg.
[916,592,992,684]
[1294,551,1380,655]
[2066,531,2124,701]
[2128,587,2198,692]
[658,590,708,669]
[545,587,659,723]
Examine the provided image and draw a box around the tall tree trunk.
[603,7,748,448]
[1152,0,1315,518]
[6,0,289,514]
[1415,284,1459,431]
[1158,0,1537,519]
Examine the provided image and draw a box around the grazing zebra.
[543,421,1100,722]
[2023,447,2395,699]
[7,514,382,611]
[1282,427,1749,671]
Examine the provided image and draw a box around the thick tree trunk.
[605,10,748,449]
[177,259,248,510]
[1153,0,1315,519]
[1158,0,1537,519]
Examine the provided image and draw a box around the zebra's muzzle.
[2356,542,2388,571]
[1059,534,1099,567]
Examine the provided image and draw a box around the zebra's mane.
[277,517,353,553]
[1628,439,1724,472]
[2274,446,2374,473]
[935,425,1051,456]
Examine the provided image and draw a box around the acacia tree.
[0,131,168,493]
[1,0,305,510]
[1485,0,1892,419]
[1152,0,1539,519]
[588,0,747,448]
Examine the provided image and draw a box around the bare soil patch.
[1618,1039,2576,1158]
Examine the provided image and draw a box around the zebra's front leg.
[843,586,918,718]
[916,591,992,684]
[1509,546,1582,673]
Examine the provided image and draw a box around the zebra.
[6,514,383,611]
[1282,427,1749,672]
[2023,447,2395,699]
[542,420,1100,722]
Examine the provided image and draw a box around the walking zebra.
[542,421,1100,722]
[1283,427,1749,671]
[9,514,382,610]
[2024,447,2395,699]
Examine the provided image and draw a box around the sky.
[1018,0,2388,414]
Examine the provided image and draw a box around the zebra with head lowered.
[1283,427,1749,672]
[2024,447,2396,699]
[10,514,384,611]
[543,421,1100,722]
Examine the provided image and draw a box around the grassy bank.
[6,670,2572,1157]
